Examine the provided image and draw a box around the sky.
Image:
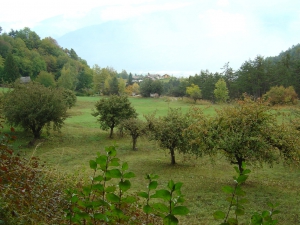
[1,0,300,76]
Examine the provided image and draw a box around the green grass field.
[4,96,300,224]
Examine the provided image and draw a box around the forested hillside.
[0,26,300,100]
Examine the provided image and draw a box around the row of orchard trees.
[92,95,300,172]
[1,80,299,172]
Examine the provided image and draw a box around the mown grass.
[3,96,300,225]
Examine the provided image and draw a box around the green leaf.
[112,208,124,216]
[172,206,189,215]
[237,175,248,183]
[251,214,263,224]
[89,160,97,170]
[168,180,175,191]
[213,211,225,220]
[149,181,158,190]
[151,190,171,201]
[123,171,135,179]
[163,214,179,225]
[143,204,153,214]
[233,166,240,174]
[222,185,234,194]
[152,203,169,213]
[122,162,128,171]
[106,193,120,203]
[106,146,117,156]
[94,213,108,222]
[272,210,280,215]
[122,196,136,203]
[82,186,91,196]
[138,191,148,199]
[119,180,131,192]
[109,158,120,167]
[235,208,245,216]
[107,169,122,178]
[262,211,270,218]
[227,217,238,225]
[105,186,116,193]
[92,183,104,191]
[235,186,246,196]
[71,195,78,203]
[174,182,183,191]
[243,169,251,174]
[96,155,107,169]
[93,175,104,182]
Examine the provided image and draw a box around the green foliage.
[62,89,77,109]
[214,163,280,225]
[64,146,188,225]
[35,70,56,87]
[64,145,138,224]
[139,175,189,225]
[119,118,148,150]
[2,82,68,140]
[187,95,300,172]
[76,67,93,93]
[57,64,77,90]
[214,78,229,103]
[0,126,67,224]
[92,95,137,138]
[186,84,202,103]
[2,53,20,84]
[139,78,163,97]
[145,108,193,164]
[263,85,298,105]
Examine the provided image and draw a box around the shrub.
[263,86,298,105]
[0,127,68,224]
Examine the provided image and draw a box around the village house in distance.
[132,73,170,83]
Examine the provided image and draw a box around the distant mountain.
[56,9,212,75]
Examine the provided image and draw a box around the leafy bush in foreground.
[0,127,68,224]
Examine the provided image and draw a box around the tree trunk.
[170,148,176,165]
[109,127,114,138]
[132,137,137,150]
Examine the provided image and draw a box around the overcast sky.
[1,0,300,75]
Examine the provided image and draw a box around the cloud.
[199,9,249,37]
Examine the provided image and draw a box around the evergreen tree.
[2,53,20,83]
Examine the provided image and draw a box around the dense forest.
[0,26,300,101]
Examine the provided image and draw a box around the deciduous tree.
[2,83,68,142]
[146,108,193,165]
[35,71,56,87]
[187,96,300,173]
[120,118,147,150]
[186,84,202,103]
[214,78,229,103]
[92,95,137,138]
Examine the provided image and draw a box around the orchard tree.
[187,95,300,173]
[92,95,137,138]
[146,108,193,165]
[2,83,68,142]
[186,84,202,103]
[120,118,147,150]
[214,78,229,103]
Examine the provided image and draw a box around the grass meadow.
[3,96,300,225]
